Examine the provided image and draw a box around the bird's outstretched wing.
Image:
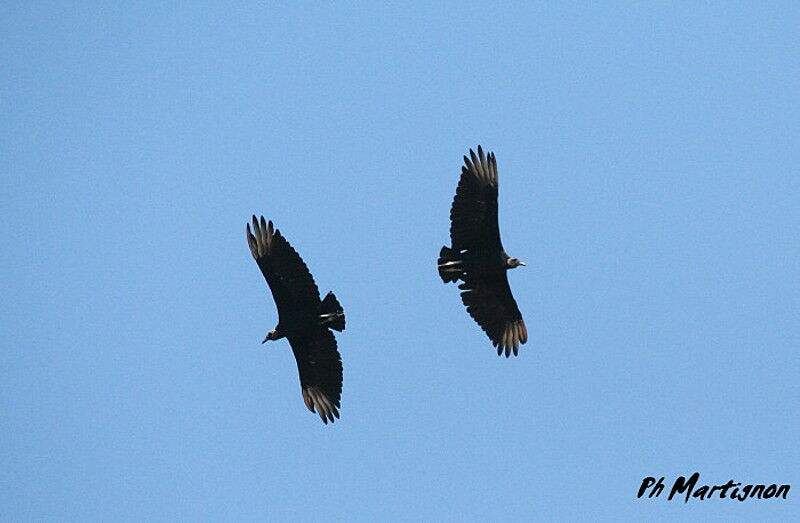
[449,146,502,251]
[288,328,343,424]
[246,216,321,321]
[459,273,527,357]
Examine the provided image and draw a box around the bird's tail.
[319,291,345,331]
[437,246,463,283]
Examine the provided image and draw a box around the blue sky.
[2,2,798,520]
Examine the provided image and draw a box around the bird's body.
[246,216,345,423]
[438,146,528,357]
[447,248,512,275]
[266,291,344,341]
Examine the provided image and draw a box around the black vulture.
[437,146,528,357]
[246,216,345,423]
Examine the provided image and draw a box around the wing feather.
[449,146,502,251]
[289,329,343,424]
[459,273,527,357]
[246,216,321,322]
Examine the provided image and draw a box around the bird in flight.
[437,146,528,357]
[246,216,345,423]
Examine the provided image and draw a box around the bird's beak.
[519,261,527,266]
[261,336,269,344]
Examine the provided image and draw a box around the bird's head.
[262,329,279,344]
[507,257,527,269]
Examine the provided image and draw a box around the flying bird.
[437,146,528,357]
[246,216,345,423]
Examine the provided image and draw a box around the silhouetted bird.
[438,146,528,357]
[246,216,345,423]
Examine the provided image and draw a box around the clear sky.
[2,2,798,521]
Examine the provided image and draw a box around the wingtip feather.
[463,155,474,175]
[303,387,340,425]
[469,148,484,179]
